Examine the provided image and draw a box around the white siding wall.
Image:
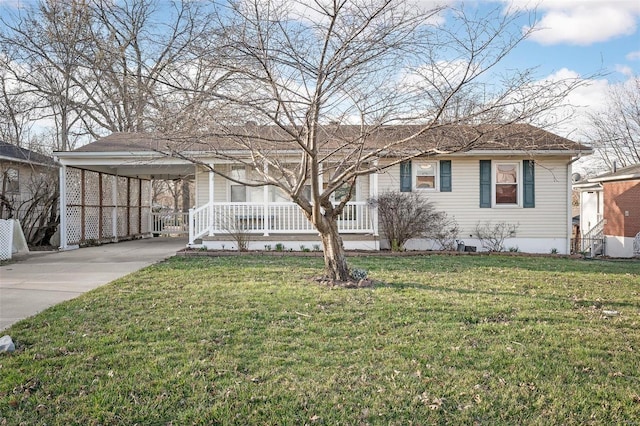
[195,165,229,206]
[194,163,370,206]
[195,166,207,206]
[378,156,572,252]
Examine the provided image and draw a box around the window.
[415,162,437,190]
[495,163,518,205]
[400,160,452,192]
[2,168,19,195]
[324,182,357,203]
[230,165,247,202]
[480,160,534,208]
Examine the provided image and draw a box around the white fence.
[150,212,189,235]
[189,201,374,244]
[0,219,29,260]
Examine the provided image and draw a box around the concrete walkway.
[0,237,186,331]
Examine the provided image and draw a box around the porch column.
[370,161,379,236]
[58,165,68,250]
[209,165,215,236]
[112,174,118,240]
[263,163,270,236]
[317,163,323,235]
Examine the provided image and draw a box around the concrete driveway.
[0,237,186,331]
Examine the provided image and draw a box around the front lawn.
[1,255,639,425]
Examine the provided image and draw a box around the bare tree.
[0,69,36,147]
[0,0,216,148]
[587,76,640,169]
[162,0,583,281]
[0,0,93,150]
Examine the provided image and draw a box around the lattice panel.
[101,207,114,239]
[129,208,139,234]
[129,180,140,207]
[140,207,150,233]
[66,168,82,205]
[84,207,100,240]
[117,177,128,206]
[66,206,82,245]
[102,174,115,206]
[117,207,128,237]
[0,219,13,260]
[141,180,151,207]
[84,171,100,205]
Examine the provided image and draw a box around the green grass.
[1,255,639,425]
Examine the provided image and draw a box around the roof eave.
[0,154,59,168]
[591,173,640,183]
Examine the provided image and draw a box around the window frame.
[228,164,247,202]
[492,161,521,207]
[413,160,438,192]
[2,167,19,195]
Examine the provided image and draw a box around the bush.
[369,191,455,251]
[474,220,519,252]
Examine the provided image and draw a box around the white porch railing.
[151,212,189,235]
[188,201,374,244]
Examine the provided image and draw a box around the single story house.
[1,141,58,216]
[53,124,591,254]
[0,141,60,245]
[574,163,640,257]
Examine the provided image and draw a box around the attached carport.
[54,148,195,250]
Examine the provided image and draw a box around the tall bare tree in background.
[163,0,583,281]
[0,0,215,149]
[587,75,640,169]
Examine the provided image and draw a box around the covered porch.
[54,152,379,250]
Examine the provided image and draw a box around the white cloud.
[526,68,610,138]
[627,50,640,61]
[502,0,640,45]
[615,64,634,77]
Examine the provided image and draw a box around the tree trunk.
[318,218,351,281]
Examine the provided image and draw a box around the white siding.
[378,157,571,240]
[195,166,209,206]
[194,163,370,206]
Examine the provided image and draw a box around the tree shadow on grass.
[374,280,640,311]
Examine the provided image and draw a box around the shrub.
[369,191,454,251]
[474,221,519,252]
[430,215,460,251]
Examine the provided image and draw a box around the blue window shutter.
[479,160,491,208]
[400,161,412,192]
[523,160,535,208]
[440,160,452,192]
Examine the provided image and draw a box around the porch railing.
[151,212,189,235]
[580,218,605,257]
[188,201,374,244]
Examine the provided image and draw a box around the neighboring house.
[53,124,591,254]
[0,142,60,244]
[574,163,640,258]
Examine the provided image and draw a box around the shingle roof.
[70,123,591,156]
[590,163,640,182]
[0,142,57,167]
